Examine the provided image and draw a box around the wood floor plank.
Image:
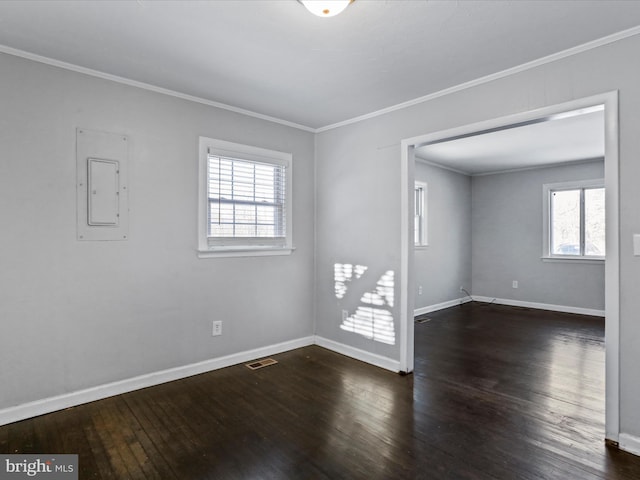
[90,399,143,479]
[1,302,640,479]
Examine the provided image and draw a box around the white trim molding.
[471,296,605,317]
[0,45,315,133]
[0,336,314,427]
[414,296,472,317]
[619,433,640,457]
[1,26,638,134]
[318,27,640,132]
[314,336,400,373]
[0,335,404,427]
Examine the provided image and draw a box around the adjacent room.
[413,106,606,315]
[2,1,640,478]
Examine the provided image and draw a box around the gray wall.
[0,53,315,410]
[413,159,603,312]
[315,34,640,440]
[315,136,400,359]
[3,28,640,443]
[472,160,605,310]
[414,161,471,310]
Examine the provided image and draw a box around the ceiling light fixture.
[299,0,353,18]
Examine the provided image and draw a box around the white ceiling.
[415,108,605,175]
[0,1,639,130]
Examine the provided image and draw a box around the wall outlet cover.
[212,320,222,336]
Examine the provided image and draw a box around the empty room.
[2,1,640,479]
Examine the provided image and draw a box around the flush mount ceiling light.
[299,0,353,18]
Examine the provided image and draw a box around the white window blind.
[207,151,287,246]
[198,137,293,257]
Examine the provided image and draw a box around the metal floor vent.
[245,358,278,370]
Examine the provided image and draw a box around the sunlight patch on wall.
[335,264,396,345]
[360,270,394,308]
[341,306,395,345]
[334,263,368,299]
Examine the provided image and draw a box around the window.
[198,137,293,258]
[543,179,604,260]
[414,182,427,246]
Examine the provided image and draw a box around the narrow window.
[414,182,427,246]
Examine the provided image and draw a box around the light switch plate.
[633,234,640,256]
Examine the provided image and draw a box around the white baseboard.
[619,433,640,457]
[314,336,400,373]
[414,296,472,316]
[471,295,605,317]
[0,336,314,427]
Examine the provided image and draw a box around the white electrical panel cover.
[76,128,129,241]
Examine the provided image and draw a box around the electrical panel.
[76,128,129,241]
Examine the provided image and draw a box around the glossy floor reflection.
[2,303,640,479]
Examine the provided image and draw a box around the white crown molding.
[317,25,640,133]
[1,25,638,134]
[415,155,470,176]
[0,45,316,133]
[470,157,605,177]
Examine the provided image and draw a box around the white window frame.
[414,181,428,247]
[198,137,293,258]
[542,178,604,263]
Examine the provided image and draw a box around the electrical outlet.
[459,286,464,292]
[418,285,423,295]
[512,280,518,289]
[212,320,222,336]
[342,309,348,322]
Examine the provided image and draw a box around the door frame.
[399,91,620,442]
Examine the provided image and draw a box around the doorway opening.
[399,92,620,442]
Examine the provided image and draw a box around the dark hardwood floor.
[2,302,640,479]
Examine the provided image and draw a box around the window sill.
[197,246,295,259]
[415,245,429,250]
[541,256,604,264]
